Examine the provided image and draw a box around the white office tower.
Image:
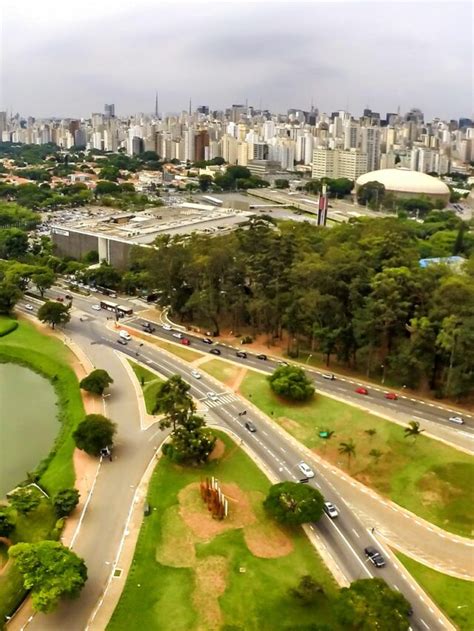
[312,148,336,178]
[296,133,314,165]
[343,122,359,150]
[280,140,296,170]
[361,127,381,171]
[184,128,195,162]
[263,120,275,141]
[92,131,103,151]
[220,134,238,164]
[332,115,343,139]
[208,140,220,160]
[312,148,367,179]
[226,121,237,138]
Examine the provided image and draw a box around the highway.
[14,295,459,631]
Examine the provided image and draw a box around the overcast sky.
[1,0,472,120]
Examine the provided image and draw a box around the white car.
[448,415,464,425]
[297,461,315,479]
[25,304,34,311]
[89,287,98,292]
[172,332,183,339]
[191,370,202,379]
[162,324,172,331]
[323,502,339,518]
[207,392,219,401]
[92,305,101,311]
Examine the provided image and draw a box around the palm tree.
[365,428,377,440]
[369,448,383,464]
[404,421,425,442]
[338,439,356,469]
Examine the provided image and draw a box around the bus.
[202,195,224,206]
[117,305,133,317]
[100,300,118,312]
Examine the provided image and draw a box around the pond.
[0,363,58,496]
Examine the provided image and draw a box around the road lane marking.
[351,529,360,538]
[420,619,429,628]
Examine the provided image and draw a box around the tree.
[31,268,56,297]
[37,300,71,329]
[403,420,424,441]
[153,374,195,430]
[364,428,377,439]
[0,228,29,259]
[95,180,120,196]
[338,440,356,468]
[336,578,411,631]
[166,413,216,464]
[328,178,353,198]
[8,487,41,514]
[0,506,16,537]
[275,179,290,189]
[263,482,324,525]
[356,181,386,209]
[0,280,22,314]
[80,369,114,396]
[8,541,87,613]
[268,365,315,401]
[369,448,383,464]
[289,575,325,605]
[53,488,80,518]
[73,414,117,456]
[198,174,213,191]
[98,166,120,182]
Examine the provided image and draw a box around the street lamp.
[306,354,313,365]
[381,364,385,385]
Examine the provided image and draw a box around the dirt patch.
[179,482,256,541]
[229,367,248,392]
[208,439,225,461]
[244,519,293,558]
[156,505,196,568]
[279,417,303,433]
[193,556,228,631]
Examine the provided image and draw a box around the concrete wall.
[52,229,132,269]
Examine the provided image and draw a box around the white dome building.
[356,168,450,203]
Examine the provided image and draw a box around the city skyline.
[2,0,472,120]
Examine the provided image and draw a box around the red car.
[180,338,191,346]
[355,387,369,395]
[384,392,398,400]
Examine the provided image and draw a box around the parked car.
[180,337,190,345]
[172,332,183,339]
[92,304,101,311]
[297,462,315,479]
[323,502,339,518]
[202,337,213,344]
[117,338,128,346]
[244,421,257,432]
[210,348,221,355]
[384,392,398,400]
[448,415,464,425]
[355,387,369,395]
[162,324,172,331]
[109,292,117,299]
[236,351,247,358]
[364,546,386,568]
[191,370,202,379]
[257,353,267,360]
[322,373,335,380]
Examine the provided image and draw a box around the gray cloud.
[1,1,472,119]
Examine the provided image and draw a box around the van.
[119,330,131,341]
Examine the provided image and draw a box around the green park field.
[108,432,340,631]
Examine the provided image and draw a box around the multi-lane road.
[14,290,470,630]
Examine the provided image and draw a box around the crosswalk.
[204,393,239,408]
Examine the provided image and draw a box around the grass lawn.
[128,360,163,415]
[200,358,243,385]
[0,317,18,337]
[108,432,340,631]
[240,371,474,538]
[0,316,85,495]
[395,552,474,630]
[0,495,57,622]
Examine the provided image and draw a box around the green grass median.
[128,361,163,415]
[239,371,474,538]
[395,552,474,630]
[108,431,340,631]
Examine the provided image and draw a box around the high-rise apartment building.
[361,127,380,171]
[194,130,209,161]
[312,148,367,180]
[104,104,115,118]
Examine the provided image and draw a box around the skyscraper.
[104,104,115,118]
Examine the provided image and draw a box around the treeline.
[129,214,474,398]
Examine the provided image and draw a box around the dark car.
[244,421,257,432]
[117,338,128,346]
[202,338,213,344]
[236,351,247,359]
[257,353,267,360]
[364,547,386,568]
[65,294,72,300]
[142,323,156,333]
[210,348,221,355]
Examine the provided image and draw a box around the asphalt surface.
[15,296,459,631]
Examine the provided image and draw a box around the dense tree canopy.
[53,488,80,518]
[263,482,324,525]
[37,301,71,329]
[336,578,411,631]
[268,365,315,401]
[9,541,87,613]
[80,369,114,395]
[73,414,117,456]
